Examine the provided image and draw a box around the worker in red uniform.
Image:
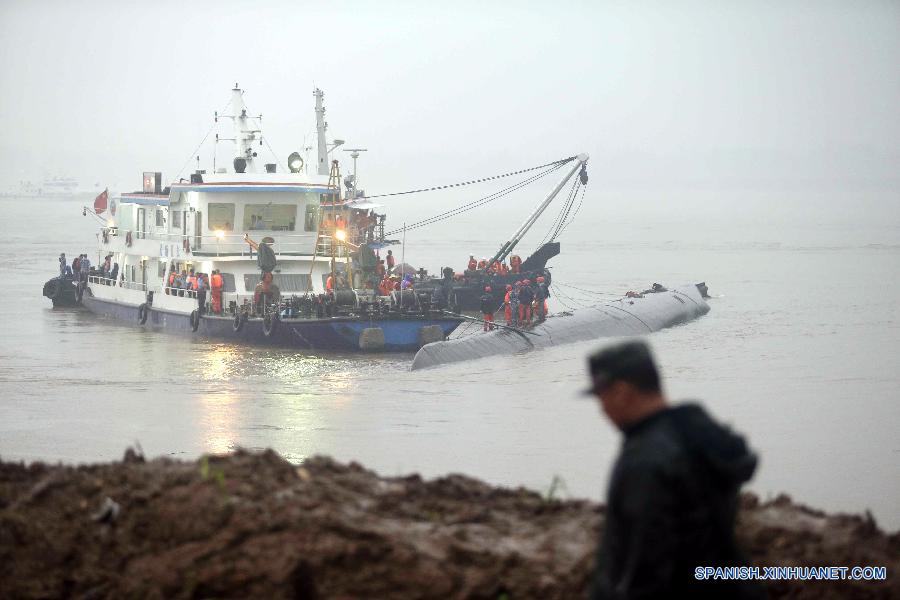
[326,274,334,293]
[480,286,495,331]
[510,255,521,274]
[210,269,223,314]
[467,255,477,271]
[187,269,197,293]
[518,279,534,326]
[500,262,509,276]
[386,249,395,273]
[503,284,513,326]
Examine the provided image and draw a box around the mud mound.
[0,449,896,599]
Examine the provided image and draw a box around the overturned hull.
[410,283,710,370]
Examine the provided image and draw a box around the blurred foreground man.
[585,340,765,599]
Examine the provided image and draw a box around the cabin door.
[193,211,202,250]
[136,208,146,240]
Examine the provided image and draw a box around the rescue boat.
[52,85,464,352]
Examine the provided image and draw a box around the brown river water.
[1,190,898,529]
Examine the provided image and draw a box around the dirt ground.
[1,449,897,599]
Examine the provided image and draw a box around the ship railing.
[133,231,329,257]
[88,275,146,291]
[163,286,198,299]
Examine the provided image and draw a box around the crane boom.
[488,153,588,267]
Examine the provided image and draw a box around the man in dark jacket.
[585,340,765,600]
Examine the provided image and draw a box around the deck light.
[288,152,304,173]
[215,230,225,239]
[334,229,347,242]
[107,220,114,227]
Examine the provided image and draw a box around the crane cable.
[384,160,569,236]
[365,156,575,200]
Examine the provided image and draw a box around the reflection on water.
[200,390,238,455]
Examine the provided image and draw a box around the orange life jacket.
[326,276,334,292]
[211,273,223,291]
[188,275,197,290]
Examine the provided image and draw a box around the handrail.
[164,286,198,299]
[89,275,146,291]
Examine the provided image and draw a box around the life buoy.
[262,312,278,337]
[183,238,190,254]
[125,231,133,247]
[232,312,245,332]
[137,303,149,325]
[190,309,200,332]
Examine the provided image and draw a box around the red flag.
[93,188,108,214]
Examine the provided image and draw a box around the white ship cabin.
[90,85,383,314]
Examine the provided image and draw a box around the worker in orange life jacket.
[500,262,509,276]
[187,270,197,293]
[210,270,223,314]
[479,286,495,331]
[503,284,513,326]
[167,269,176,294]
[467,255,477,272]
[477,257,487,270]
[518,279,533,325]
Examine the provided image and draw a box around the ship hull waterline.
[82,296,462,352]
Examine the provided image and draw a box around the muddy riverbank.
[1,449,896,598]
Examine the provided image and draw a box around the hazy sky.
[1,0,898,202]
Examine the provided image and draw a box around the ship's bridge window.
[244,204,296,231]
[208,203,235,231]
[304,204,319,231]
[155,210,165,227]
[243,273,310,293]
[172,210,181,229]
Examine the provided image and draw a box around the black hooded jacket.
[591,403,765,600]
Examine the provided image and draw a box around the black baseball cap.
[582,340,659,395]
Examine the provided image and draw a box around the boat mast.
[314,88,329,175]
[221,84,261,174]
[489,153,589,267]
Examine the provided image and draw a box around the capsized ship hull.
[83,296,461,352]
[410,283,710,369]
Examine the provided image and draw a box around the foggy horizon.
[1,1,898,206]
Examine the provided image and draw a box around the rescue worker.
[386,249,395,273]
[500,261,509,276]
[518,279,534,325]
[503,284,513,326]
[537,276,549,318]
[253,271,281,315]
[477,257,487,270]
[533,277,547,323]
[167,267,177,293]
[58,253,66,277]
[210,269,223,314]
[72,254,81,278]
[196,272,208,315]
[467,255,477,272]
[326,274,334,294]
[510,255,521,274]
[509,281,521,327]
[480,286,495,331]
[187,269,197,294]
[375,259,386,279]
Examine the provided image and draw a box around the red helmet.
[523,279,531,285]
[484,286,492,292]
[537,276,545,283]
[505,284,512,291]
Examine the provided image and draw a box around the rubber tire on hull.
[262,313,278,337]
[233,313,245,332]
[190,310,200,332]
[137,303,149,325]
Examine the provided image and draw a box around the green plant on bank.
[544,475,568,503]
[199,455,226,489]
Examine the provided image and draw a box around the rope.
[364,156,576,200]
[384,161,567,236]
